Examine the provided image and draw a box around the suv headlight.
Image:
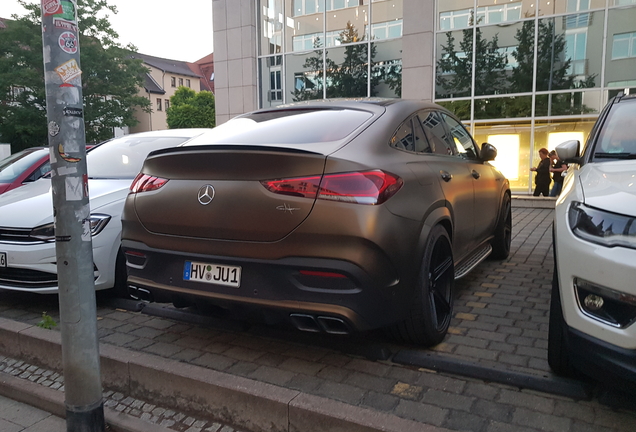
[29,214,111,241]
[30,223,55,241]
[568,202,636,249]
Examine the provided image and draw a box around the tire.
[490,193,511,260]
[547,264,574,376]
[392,225,455,346]
[111,249,131,299]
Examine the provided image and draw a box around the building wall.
[212,0,258,125]
[130,65,201,134]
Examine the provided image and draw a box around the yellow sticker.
[55,59,81,83]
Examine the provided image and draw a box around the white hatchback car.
[550,93,636,387]
[0,129,212,295]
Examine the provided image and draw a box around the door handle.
[440,171,452,182]
[471,170,481,179]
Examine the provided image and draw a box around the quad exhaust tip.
[290,313,351,335]
[128,285,153,303]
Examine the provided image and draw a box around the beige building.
[129,53,205,133]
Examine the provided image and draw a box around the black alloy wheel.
[392,225,455,346]
[491,193,512,260]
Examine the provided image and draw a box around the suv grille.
[0,267,57,288]
[0,227,47,244]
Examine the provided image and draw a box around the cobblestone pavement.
[1,207,635,432]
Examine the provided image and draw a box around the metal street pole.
[40,1,105,431]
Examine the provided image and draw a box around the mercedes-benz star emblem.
[197,185,215,205]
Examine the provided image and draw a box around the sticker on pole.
[42,0,63,16]
[55,0,77,22]
[54,18,78,33]
[48,121,60,137]
[55,59,82,83]
[58,31,78,54]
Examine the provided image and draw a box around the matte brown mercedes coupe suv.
[121,99,511,346]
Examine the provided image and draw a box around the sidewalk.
[0,393,64,432]
[1,202,635,432]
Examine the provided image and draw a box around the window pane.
[438,1,473,31]
[419,111,453,155]
[473,121,532,192]
[391,121,415,151]
[372,39,402,98]
[325,44,369,98]
[202,109,374,145]
[259,56,284,107]
[327,1,368,45]
[286,0,324,52]
[259,0,284,54]
[605,7,636,87]
[535,90,602,116]
[286,51,325,101]
[474,95,533,119]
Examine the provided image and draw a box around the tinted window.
[187,109,373,145]
[441,113,478,160]
[593,99,636,160]
[412,119,432,153]
[87,136,192,179]
[391,120,415,151]
[0,148,48,183]
[418,111,453,156]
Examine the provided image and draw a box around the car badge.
[276,203,300,214]
[197,185,215,205]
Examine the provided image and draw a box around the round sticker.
[59,31,78,54]
[48,121,60,137]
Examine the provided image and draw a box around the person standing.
[549,150,567,197]
[530,147,551,197]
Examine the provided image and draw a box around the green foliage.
[166,87,215,129]
[0,0,150,151]
[37,312,57,330]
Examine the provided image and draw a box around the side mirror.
[480,143,497,161]
[555,140,582,164]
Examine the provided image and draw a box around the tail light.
[261,170,403,205]
[130,173,169,194]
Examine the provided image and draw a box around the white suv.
[550,93,636,387]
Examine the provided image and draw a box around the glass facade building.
[252,0,636,193]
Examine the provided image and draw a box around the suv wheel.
[490,193,511,260]
[548,265,574,376]
[392,225,454,346]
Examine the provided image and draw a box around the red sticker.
[59,31,78,54]
[42,0,63,16]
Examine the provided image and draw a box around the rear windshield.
[593,99,636,161]
[86,136,193,178]
[0,148,47,183]
[185,108,373,145]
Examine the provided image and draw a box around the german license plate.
[0,252,6,268]
[183,261,241,288]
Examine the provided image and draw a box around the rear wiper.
[594,152,636,160]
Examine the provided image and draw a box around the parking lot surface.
[0,204,635,432]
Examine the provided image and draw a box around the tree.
[166,87,215,129]
[0,0,150,151]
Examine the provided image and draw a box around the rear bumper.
[122,240,411,332]
[568,326,636,388]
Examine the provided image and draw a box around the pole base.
[66,401,105,432]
